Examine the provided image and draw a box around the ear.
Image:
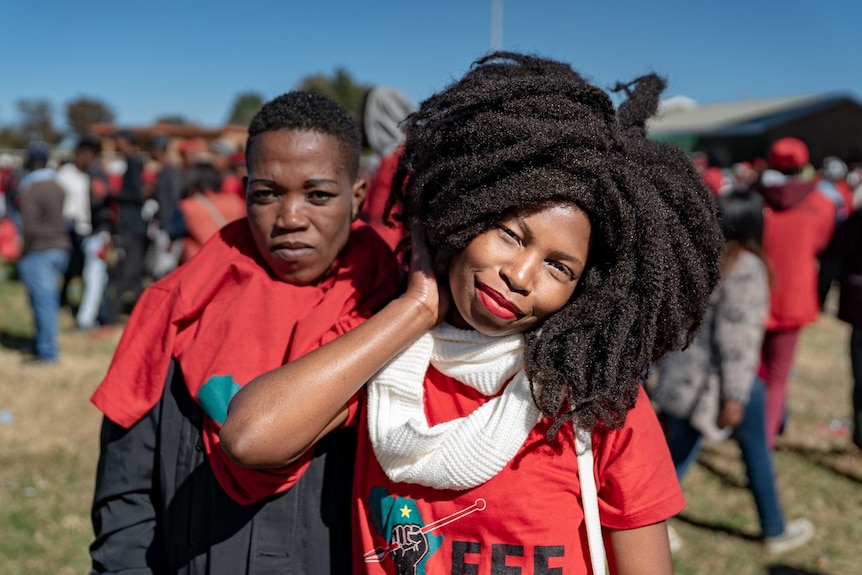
[242,175,248,199]
[351,177,368,221]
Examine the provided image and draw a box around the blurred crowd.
[0,85,415,365]
[0,132,248,360]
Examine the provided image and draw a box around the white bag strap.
[576,428,607,574]
[193,193,228,228]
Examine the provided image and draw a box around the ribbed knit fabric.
[367,323,541,489]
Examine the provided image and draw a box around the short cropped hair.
[246,91,361,178]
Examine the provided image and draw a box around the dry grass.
[0,279,120,574]
[670,312,862,575]
[0,278,860,574]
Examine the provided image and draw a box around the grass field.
[0,276,860,574]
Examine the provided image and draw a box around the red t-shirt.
[763,190,835,330]
[353,366,684,575]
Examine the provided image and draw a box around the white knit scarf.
[366,323,606,572]
[367,323,541,490]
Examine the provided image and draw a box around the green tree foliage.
[66,96,114,136]
[16,99,61,144]
[0,126,27,149]
[226,92,264,125]
[154,114,188,125]
[296,67,371,119]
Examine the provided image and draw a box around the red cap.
[768,138,809,172]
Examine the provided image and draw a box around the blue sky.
[2,0,860,129]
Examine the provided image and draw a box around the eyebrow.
[517,216,584,268]
[304,178,339,187]
[246,178,340,187]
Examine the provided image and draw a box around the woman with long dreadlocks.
[222,52,724,574]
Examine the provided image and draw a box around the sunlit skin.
[447,202,592,337]
[245,129,365,285]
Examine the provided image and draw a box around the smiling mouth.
[476,282,523,320]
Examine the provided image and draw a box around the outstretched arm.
[221,228,446,469]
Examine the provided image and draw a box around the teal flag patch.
[198,375,242,425]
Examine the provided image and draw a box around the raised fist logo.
[390,523,429,575]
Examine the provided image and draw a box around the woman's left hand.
[404,223,450,327]
[717,399,745,429]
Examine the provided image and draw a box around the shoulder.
[598,387,665,452]
[730,250,767,279]
[28,178,64,197]
[593,386,685,527]
[719,251,768,306]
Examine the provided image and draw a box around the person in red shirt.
[754,138,836,448]
[223,52,724,574]
[88,92,400,575]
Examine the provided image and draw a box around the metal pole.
[490,0,503,52]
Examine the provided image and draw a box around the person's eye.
[309,190,336,204]
[546,260,576,281]
[249,188,276,202]
[497,225,521,244]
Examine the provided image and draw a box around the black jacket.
[823,210,862,326]
[89,359,355,575]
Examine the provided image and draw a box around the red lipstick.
[476,282,523,320]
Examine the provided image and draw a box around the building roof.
[88,122,248,139]
[647,93,857,137]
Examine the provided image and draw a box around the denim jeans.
[77,233,109,329]
[18,248,71,361]
[664,379,786,537]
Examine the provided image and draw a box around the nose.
[275,195,309,231]
[501,250,539,294]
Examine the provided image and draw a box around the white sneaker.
[667,523,683,553]
[765,518,815,555]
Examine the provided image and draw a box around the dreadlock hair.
[246,91,361,178]
[387,52,724,434]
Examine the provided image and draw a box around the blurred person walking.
[55,140,94,311]
[820,207,862,449]
[102,129,147,326]
[71,136,112,330]
[148,135,186,279]
[16,147,71,364]
[6,143,54,234]
[754,137,836,447]
[654,190,815,555]
[816,156,854,307]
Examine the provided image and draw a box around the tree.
[66,96,114,136]
[16,98,60,143]
[296,67,371,119]
[154,114,188,125]
[0,126,27,149]
[226,92,264,125]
